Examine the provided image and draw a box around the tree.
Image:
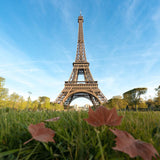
[19,96,26,110]
[51,103,64,111]
[155,85,160,97]
[154,85,160,107]
[146,99,154,109]
[9,92,20,109]
[38,96,50,110]
[0,77,8,107]
[105,97,128,110]
[26,96,32,110]
[32,100,39,110]
[123,88,147,110]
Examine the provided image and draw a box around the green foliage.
[18,96,26,110]
[123,88,147,109]
[51,103,64,111]
[154,85,160,108]
[38,96,51,110]
[154,97,160,108]
[32,100,39,110]
[26,96,32,110]
[0,91,64,111]
[155,85,160,97]
[137,102,148,108]
[9,92,20,109]
[0,77,8,108]
[105,98,128,109]
[0,108,160,159]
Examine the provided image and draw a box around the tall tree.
[26,96,32,110]
[39,96,50,109]
[0,77,8,107]
[32,100,39,110]
[19,96,26,109]
[155,85,160,97]
[154,85,160,107]
[9,92,20,109]
[123,88,147,110]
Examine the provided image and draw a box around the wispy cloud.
[123,0,150,38]
[50,0,75,32]
[0,68,40,74]
[125,0,139,23]
[152,6,160,33]
[0,33,65,100]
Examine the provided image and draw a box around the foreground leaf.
[110,128,160,160]
[24,122,55,145]
[84,106,123,127]
[44,117,60,122]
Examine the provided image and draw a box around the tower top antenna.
[80,10,82,16]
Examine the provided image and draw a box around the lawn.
[0,108,160,160]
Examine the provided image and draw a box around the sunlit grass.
[0,108,160,160]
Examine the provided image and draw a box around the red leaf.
[110,128,160,160]
[24,122,55,145]
[83,106,123,127]
[44,117,60,122]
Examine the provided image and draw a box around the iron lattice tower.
[54,14,107,106]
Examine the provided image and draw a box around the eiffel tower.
[54,13,107,106]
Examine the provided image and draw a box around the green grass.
[0,108,160,160]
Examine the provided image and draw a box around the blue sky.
[0,0,160,106]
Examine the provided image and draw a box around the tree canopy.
[123,88,147,109]
[0,77,8,107]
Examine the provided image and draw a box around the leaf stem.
[23,138,33,145]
